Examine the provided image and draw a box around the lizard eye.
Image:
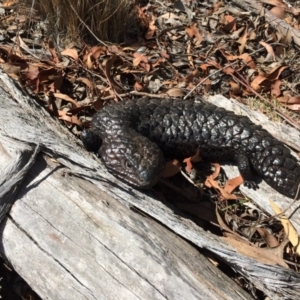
[126,160,133,168]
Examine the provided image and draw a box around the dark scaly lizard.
[82,98,300,198]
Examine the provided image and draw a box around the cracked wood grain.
[0,137,39,221]
[1,155,252,300]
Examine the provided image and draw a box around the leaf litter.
[1,0,300,298]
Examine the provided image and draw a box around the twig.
[101,91,171,101]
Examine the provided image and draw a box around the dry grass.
[28,0,140,44]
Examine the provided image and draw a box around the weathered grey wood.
[0,69,300,299]
[0,138,38,221]
[0,154,253,300]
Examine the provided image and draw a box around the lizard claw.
[243,180,258,190]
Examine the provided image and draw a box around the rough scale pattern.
[82,98,300,198]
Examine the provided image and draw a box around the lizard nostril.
[139,170,152,183]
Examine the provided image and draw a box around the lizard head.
[99,131,165,189]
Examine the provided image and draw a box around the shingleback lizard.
[82,98,300,198]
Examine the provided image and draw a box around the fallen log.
[0,70,299,299]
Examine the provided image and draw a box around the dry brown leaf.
[287,104,300,111]
[61,49,78,61]
[222,15,236,33]
[199,63,210,73]
[205,164,238,200]
[223,66,235,76]
[206,60,221,69]
[269,200,300,255]
[16,35,30,51]
[287,96,300,104]
[183,149,203,173]
[37,68,64,92]
[185,23,203,42]
[260,0,287,7]
[267,66,289,81]
[53,93,80,108]
[145,15,157,39]
[152,57,166,68]
[58,111,82,125]
[277,93,300,105]
[20,64,41,92]
[271,79,282,97]
[2,0,17,7]
[251,74,268,91]
[166,87,184,97]
[183,157,193,174]
[136,5,150,28]
[134,81,145,92]
[132,53,146,66]
[20,65,40,92]
[239,53,256,69]
[255,227,279,248]
[223,175,244,194]
[82,46,102,70]
[0,45,12,55]
[210,163,221,178]
[21,64,39,80]
[0,44,23,58]
[105,55,124,92]
[225,53,256,69]
[259,41,276,61]
[77,77,94,90]
[277,95,291,103]
[160,12,180,19]
[270,6,287,18]
[91,46,107,59]
[92,97,106,111]
[184,69,200,84]
[85,53,95,70]
[221,236,288,267]
[216,206,239,235]
[208,178,238,199]
[229,81,242,95]
[160,50,170,59]
[133,52,150,72]
[289,7,300,16]
[215,208,280,267]
[48,39,60,64]
[161,160,181,178]
[237,27,248,54]
[212,2,224,12]
[16,14,27,23]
